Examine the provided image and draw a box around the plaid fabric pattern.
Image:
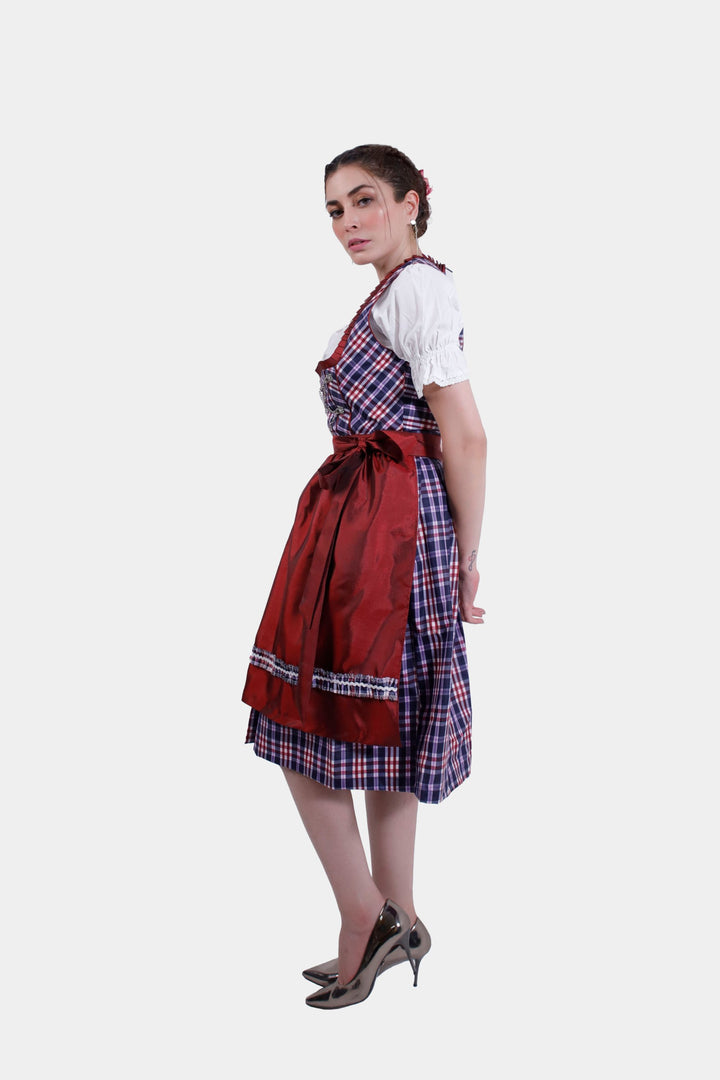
[318,256,457,437]
[246,256,473,804]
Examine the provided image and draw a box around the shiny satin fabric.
[242,429,442,746]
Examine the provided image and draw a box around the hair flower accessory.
[419,169,433,197]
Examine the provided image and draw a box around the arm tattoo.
[467,549,477,572]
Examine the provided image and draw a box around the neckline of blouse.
[326,254,446,367]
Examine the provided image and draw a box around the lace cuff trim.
[410,344,469,398]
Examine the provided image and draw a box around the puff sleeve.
[369,262,469,397]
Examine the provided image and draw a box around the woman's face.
[324,164,419,279]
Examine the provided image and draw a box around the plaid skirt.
[245,456,472,804]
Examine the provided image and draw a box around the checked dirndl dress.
[244,254,472,804]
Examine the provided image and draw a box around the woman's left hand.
[458,568,485,624]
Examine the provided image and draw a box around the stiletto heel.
[405,951,421,987]
[303,915,431,987]
[305,899,411,1010]
[398,929,422,987]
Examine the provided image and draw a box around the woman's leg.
[282,768,384,984]
[364,791,419,923]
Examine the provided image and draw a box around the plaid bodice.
[316,255,455,436]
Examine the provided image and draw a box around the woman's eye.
[357,197,372,206]
[328,209,342,219]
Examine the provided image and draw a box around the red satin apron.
[242,428,442,746]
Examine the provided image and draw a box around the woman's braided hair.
[324,144,432,238]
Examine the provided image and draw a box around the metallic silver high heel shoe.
[305,899,412,1010]
[303,916,431,988]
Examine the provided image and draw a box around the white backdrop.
[1,1,718,1077]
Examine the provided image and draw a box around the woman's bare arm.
[423,380,487,624]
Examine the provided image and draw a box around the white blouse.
[322,262,469,398]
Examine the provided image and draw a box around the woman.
[243,144,487,1009]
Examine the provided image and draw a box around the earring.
[410,219,418,241]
